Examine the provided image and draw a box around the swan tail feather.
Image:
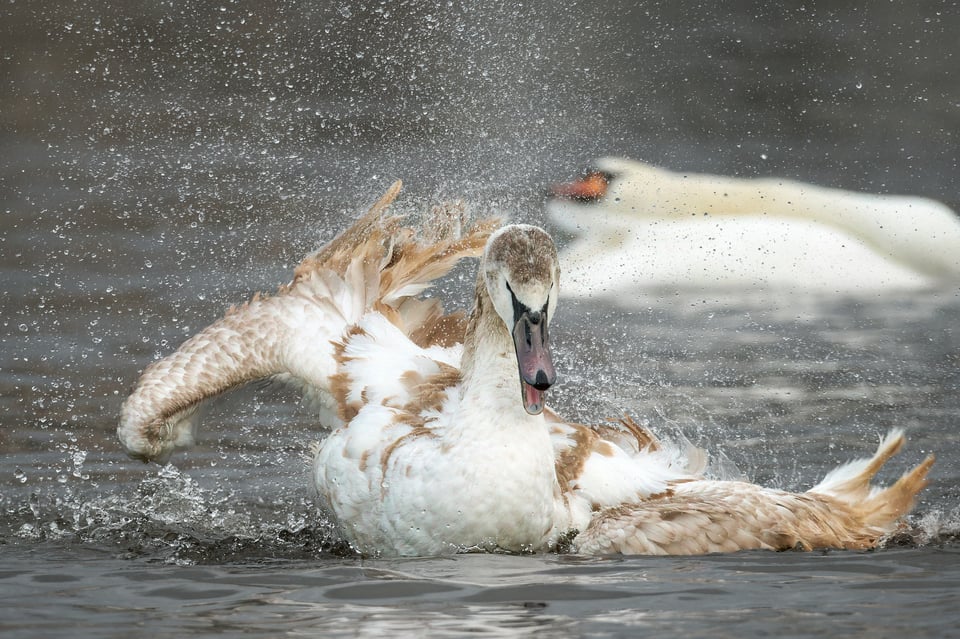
[573,431,932,555]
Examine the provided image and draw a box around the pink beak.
[512,310,556,415]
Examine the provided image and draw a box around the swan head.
[549,168,613,203]
[546,157,668,222]
[482,224,559,416]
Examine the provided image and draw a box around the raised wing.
[118,182,497,463]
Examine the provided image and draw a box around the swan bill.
[512,310,555,415]
[547,170,612,202]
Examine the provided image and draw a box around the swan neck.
[460,277,538,423]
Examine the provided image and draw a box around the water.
[3,0,959,636]
[3,548,960,637]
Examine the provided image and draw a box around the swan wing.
[118,182,496,463]
[573,430,933,554]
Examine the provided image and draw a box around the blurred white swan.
[118,182,934,557]
[547,157,960,299]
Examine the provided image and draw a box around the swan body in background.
[547,157,960,299]
[119,182,934,557]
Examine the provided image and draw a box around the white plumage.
[548,157,960,299]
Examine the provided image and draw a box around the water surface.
[3,0,959,636]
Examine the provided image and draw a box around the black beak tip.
[532,370,554,391]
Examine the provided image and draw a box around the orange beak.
[548,171,610,202]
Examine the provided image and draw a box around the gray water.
[3,1,960,637]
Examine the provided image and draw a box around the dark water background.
[3,1,960,637]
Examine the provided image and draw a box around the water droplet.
[14,468,27,483]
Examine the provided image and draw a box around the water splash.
[11,462,349,564]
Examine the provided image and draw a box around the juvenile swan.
[119,182,934,556]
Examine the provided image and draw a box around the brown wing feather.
[120,181,498,463]
[573,437,934,555]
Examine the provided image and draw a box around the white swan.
[547,157,960,299]
[119,182,934,556]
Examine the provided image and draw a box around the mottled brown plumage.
[575,432,934,554]
[119,181,497,463]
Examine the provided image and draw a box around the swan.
[547,157,960,298]
[118,181,934,556]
